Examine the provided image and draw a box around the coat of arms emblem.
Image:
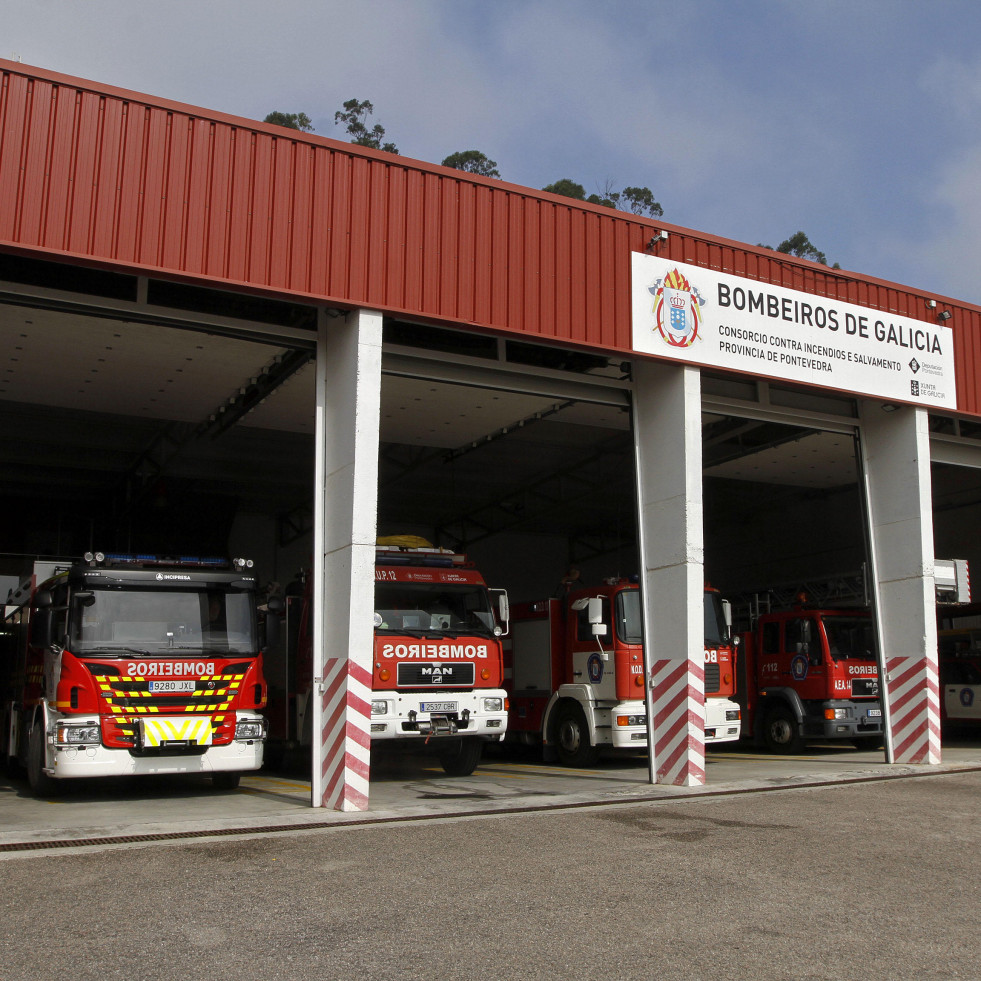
[648,268,705,348]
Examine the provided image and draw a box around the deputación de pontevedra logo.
[648,268,706,348]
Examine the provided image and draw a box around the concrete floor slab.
[3,739,981,852]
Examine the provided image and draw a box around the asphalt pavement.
[2,761,980,980]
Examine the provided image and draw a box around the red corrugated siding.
[2,59,981,415]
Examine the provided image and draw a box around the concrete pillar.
[311,308,383,809]
[632,360,706,786]
[859,403,939,764]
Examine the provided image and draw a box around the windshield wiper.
[78,647,155,657]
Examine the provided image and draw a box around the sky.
[3,0,981,305]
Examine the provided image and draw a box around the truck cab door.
[785,616,825,697]
[941,659,981,725]
[569,597,616,699]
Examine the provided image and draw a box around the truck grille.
[851,677,879,697]
[704,662,720,694]
[396,662,475,687]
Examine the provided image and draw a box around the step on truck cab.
[0,552,271,794]
[505,579,742,767]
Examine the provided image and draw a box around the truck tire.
[762,704,805,754]
[212,771,242,790]
[555,704,599,767]
[438,737,483,776]
[27,721,60,796]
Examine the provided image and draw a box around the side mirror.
[489,589,509,636]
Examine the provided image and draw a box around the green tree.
[760,231,840,268]
[542,178,586,200]
[334,99,398,154]
[264,111,314,132]
[619,186,663,219]
[777,231,827,265]
[442,150,500,178]
[544,178,663,219]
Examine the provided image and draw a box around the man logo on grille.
[648,268,705,348]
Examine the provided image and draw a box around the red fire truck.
[736,560,970,752]
[0,552,271,794]
[504,579,741,766]
[265,542,510,776]
[738,606,883,753]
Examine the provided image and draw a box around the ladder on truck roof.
[730,559,970,631]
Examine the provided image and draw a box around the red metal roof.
[2,58,980,416]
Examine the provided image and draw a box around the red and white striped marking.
[319,657,373,810]
[650,656,706,786]
[885,655,941,764]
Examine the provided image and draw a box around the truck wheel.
[27,721,59,796]
[762,705,805,754]
[555,705,599,767]
[438,737,483,776]
[212,772,242,790]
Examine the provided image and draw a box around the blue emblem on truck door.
[791,654,809,681]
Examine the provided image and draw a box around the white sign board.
[631,252,956,407]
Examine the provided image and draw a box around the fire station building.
[2,59,981,810]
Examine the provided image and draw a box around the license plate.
[867,708,882,718]
[149,680,196,693]
[421,701,457,713]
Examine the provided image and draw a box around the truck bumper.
[43,711,265,780]
[370,689,508,741]
[704,697,742,744]
[803,700,883,740]
[605,700,649,750]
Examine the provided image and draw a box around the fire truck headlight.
[482,697,504,713]
[235,719,265,740]
[726,709,741,721]
[825,708,848,721]
[56,724,101,745]
[616,715,646,727]
[371,700,389,716]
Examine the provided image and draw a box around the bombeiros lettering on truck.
[504,578,742,767]
[0,552,275,795]
[264,537,509,776]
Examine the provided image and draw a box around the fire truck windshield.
[69,588,257,654]
[821,615,877,661]
[374,582,496,636]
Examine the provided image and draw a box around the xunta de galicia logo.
[648,268,706,348]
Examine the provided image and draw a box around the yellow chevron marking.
[141,716,213,747]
